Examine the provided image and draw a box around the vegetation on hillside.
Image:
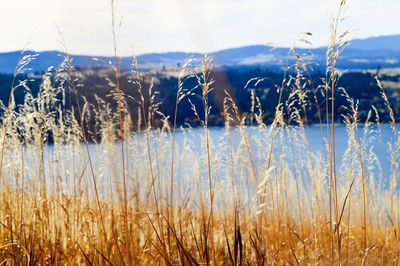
[0,66,399,132]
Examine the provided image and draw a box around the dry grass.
[0,0,398,265]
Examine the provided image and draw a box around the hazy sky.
[0,0,398,56]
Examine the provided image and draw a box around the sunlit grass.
[0,0,398,265]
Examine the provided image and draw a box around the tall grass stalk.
[0,0,397,264]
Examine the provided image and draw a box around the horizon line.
[0,33,398,58]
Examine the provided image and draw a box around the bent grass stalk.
[0,0,398,264]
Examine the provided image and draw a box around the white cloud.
[0,0,398,55]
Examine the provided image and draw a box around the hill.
[0,34,399,73]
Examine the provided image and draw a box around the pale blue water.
[44,124,398,188]
[170,124,398,180]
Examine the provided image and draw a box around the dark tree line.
[0,66,398,132]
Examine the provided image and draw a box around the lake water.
[169,124,398,189]
[172,124,398,166]
[41,124,398,195]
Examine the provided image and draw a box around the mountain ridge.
[0,34,399,73]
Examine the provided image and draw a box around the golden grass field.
[0,0,398,265]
